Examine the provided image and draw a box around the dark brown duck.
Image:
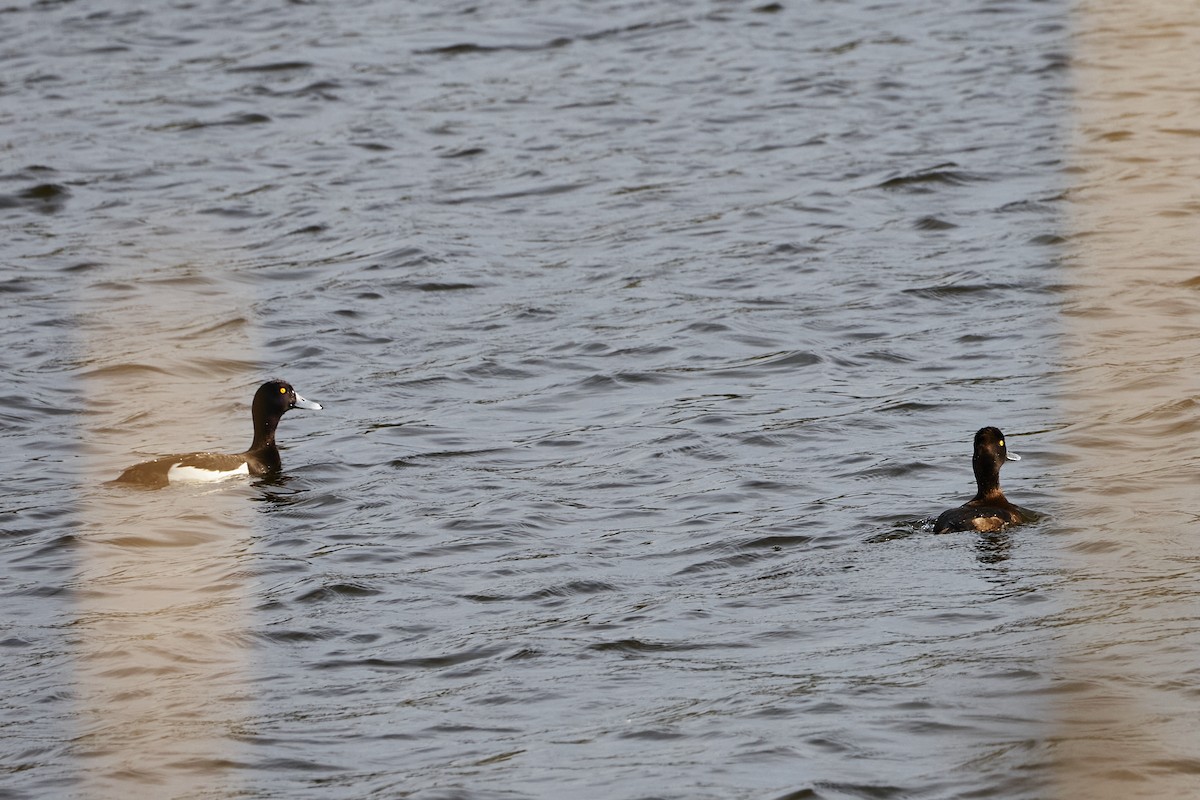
[114,379,322,488]
[934,426,1030,534]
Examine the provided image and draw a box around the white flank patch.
[167,462,250,483]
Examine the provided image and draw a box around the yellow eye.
[999,440,1005,447]
[280,387,287,394]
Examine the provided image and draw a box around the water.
[2,0,1198,798]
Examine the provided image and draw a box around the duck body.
[114,379,321,488]
[934,497,1026,534]
[934,426,1030,534]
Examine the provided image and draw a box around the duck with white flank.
[114,379,321,488]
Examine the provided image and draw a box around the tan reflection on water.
[1058,1,1200,797]
[77,269,257,798]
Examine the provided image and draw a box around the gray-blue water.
[5,1,1200,798]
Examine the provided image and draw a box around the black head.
[253,379,322,419]
[971,426,1019,496]
[247,380,322,452]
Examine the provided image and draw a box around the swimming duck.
[934,426,1029,533]
[114,379,321,488]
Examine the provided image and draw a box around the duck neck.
[972,456,1005,503]
[248,413,279,454]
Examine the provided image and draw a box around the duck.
[113,379,322,488]
[933,426,1030,533]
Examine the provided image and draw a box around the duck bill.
[293,393,322,411]
[1006,451,1021,462]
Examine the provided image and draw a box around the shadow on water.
[72,488,255,798]
[972,530,1013,565]
[1055,1,1200,797]
[75,262,264,796]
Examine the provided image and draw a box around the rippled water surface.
[4,0,1200,798]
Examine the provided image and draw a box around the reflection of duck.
[114,380,322,488]
[934,427,1029,533]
